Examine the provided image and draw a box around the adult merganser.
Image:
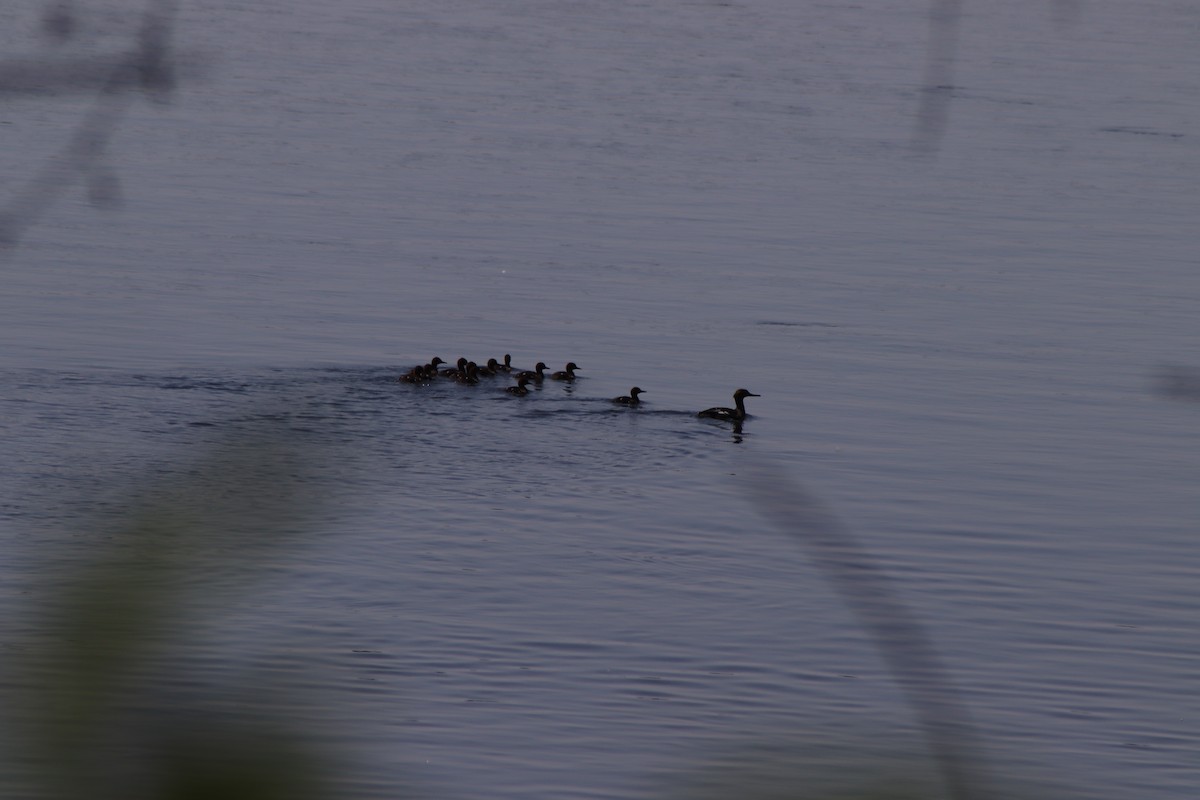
[697,389,759,421]
[550,362,580,381]
[611,387,645,406]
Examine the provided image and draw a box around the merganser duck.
[441,357,468,378]
[500,354,515,372]
[516,362,548,382]
[611,387,645,406]
[550,362,580,381]
[401,357,443,382]
[456,362,481,384]
[505,377,534,396]
[479,358,501,376]
[698,389,759,421]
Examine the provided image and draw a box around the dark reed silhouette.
[742,458,994,800]
[912,0,1084,154]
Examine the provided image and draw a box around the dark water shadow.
[1154,366,1200,402]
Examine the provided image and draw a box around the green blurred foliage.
[8,434,334,800]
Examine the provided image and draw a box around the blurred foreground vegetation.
[5,434,335,800]
[2,431,1075,800]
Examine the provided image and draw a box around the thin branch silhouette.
[912,1,1084,154]
[0,0,184,248]
[911,0,963,155]
[743,459,994,800]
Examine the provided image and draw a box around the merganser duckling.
[550,362,580,381]
[516,362,548,382]
[505,377,534,396]
[421,358,445,380]
[611,387,645,406]
[441,357,468,378]
[698,389,759,421]
[479,358,501,376]
[401,357,443,383]
[501,354,515,372]
[456,362,481,384]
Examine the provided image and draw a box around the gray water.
[2,1,1198,798]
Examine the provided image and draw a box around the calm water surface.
[2,1,1198,798]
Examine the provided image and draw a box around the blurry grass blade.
[911,0,962,154]
[740,458,992,800]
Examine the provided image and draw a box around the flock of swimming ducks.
[398,355,759,422]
